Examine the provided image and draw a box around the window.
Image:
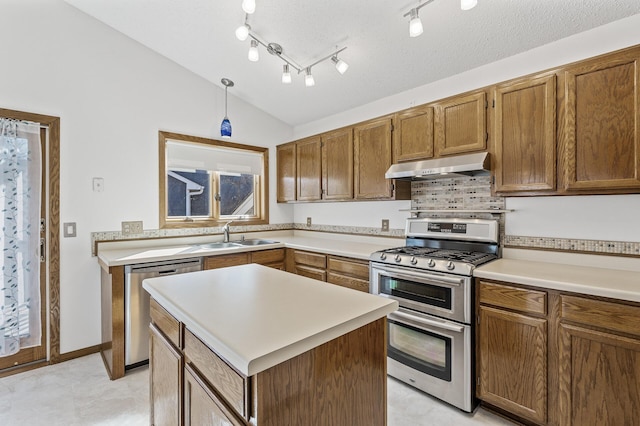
[159,131,269,228]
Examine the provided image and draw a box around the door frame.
[0,108,61,372]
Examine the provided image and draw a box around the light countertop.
[475,249,640,302]
[143,263,398,376]
[97,232,401,268]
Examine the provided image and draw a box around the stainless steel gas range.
[370,217,499,412]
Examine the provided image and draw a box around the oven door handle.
[377,269,463,287]
[389,310,465,333]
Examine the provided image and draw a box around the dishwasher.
[125,257,202,368]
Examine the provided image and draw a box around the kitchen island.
[143,263,398,425]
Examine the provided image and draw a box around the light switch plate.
[122,220,143,236]
[306,217,312,226]
[92,177,104,192]
[63,222,76,238]
[381,219,389,232]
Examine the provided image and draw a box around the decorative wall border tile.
[292,223,405,238]
[504,235,640,256]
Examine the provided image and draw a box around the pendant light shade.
[220,78,234,138]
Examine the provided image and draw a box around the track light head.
[409,8,423,37]
[305,68,315,87]
[235,24,250,41]
[242,0,256,14]
[461,0,478,10]
[248,39,259,62]
[282,64,292,84]
[331,56,349,74]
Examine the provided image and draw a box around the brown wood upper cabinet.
[296,135,323,201]
[434,90,487,157]
[322,128,354,200]
[493,74,557,194]
[276,143,296,202]
[354,116,410,200]
[560,49,640,192]
[393,105,434,163]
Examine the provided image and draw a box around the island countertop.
[143,263,398,377]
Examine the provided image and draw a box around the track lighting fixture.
[405,0,477,38]
[234,5,349,87]
[241,0,255,14]
[282,64,292,84]
[304,68,315,87]
[248,39,259,62]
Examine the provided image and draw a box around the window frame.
[159,131,269,229]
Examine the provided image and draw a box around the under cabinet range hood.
[385,152,490,180]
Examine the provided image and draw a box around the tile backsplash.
[411,175,504,211]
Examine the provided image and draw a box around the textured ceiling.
[64,0,640,126]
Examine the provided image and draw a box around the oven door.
[370,262,470,323]
[386,308,475,412]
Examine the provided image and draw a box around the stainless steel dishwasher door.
[124,257,202,367]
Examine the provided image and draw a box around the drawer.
[327,256,369,280]
[150,298,181,348]
[204,252,249,270]
[295,265,327,282]
[327,272,369,292]
[251,248,285,265]
[293,250,326,269]
[479,280,547,315]
[561,295,640,337]
[184,329,248,419]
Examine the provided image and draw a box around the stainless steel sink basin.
[232,239,278,246]
[200,242,242,249]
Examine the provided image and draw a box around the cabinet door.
[494,74,557,193]
[434,91,487,156]
[150,323,183,426]
[322,128,354,200]
[276,143,296,202]
[478,305,547,425]
[354,116,394,199]
[184,364,243,426]
[562,52,640,191]
[558,323,640,426]
[393,106,434,162]
[296,136,322,201]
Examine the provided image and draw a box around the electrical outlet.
[122,220,143,236]
[381,219,389,232]
[306,217,312,226]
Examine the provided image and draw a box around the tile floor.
[0,353,515,425]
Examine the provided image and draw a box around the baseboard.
[57,344,102,363]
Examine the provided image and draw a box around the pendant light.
[220,78,234,138]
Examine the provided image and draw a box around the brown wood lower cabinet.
[149,297,388,426]
[327,255,370,292]
[477,279,640,426]
[204,248,286,271]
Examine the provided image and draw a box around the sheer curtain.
[0,118,42,357]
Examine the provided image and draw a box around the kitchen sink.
[200,242,242,249]
[232,239,279,246]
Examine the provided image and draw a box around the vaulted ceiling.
[65,0,640,126]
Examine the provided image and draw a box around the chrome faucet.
[222,221,233,243]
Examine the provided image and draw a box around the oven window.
[379,274,452,310]
[388,319,452,381]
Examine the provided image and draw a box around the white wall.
[1,1,293,354]
[292,13,640,241]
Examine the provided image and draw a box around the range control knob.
[446,261,455,271]
[380,253,387,260]
[410,256,418,265]
[394,254,402,262]
[428,259,436,268]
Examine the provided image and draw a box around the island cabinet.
[476,280,549,425]
[354,116,411,200]
[276,143,296,202]
[558,48,640,193]
[433,90,488,157]
[492,73,557,194]
[204,248,285,271]
[145,264,396,426]
[557,295,640,426]
[393,105,434,163]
